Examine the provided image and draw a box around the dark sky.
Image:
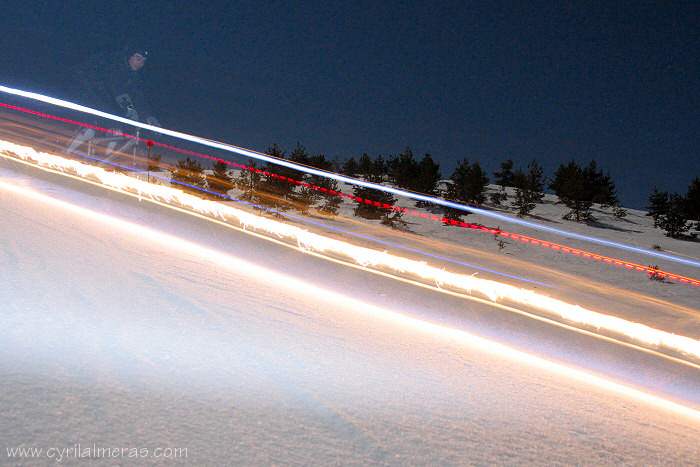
[1,1,698,208]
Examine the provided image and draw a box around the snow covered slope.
[1,155,699,464]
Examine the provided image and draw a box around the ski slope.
[1,156,699,464]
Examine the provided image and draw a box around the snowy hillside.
[211,165,700,335]
[1,140,699,465]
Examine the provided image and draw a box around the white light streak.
[1,175,700,423]
[1,84,699,268]
[2,140,699,363]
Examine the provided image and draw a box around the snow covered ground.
[1,144,700,465]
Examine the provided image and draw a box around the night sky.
[2,1,698,208]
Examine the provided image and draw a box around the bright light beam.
[1,84,698,269]
[2,141,699,362]
[2,176,700,424]
[63,143,555,289]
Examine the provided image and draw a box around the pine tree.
[510,158,546,217]
[442,158,488,223]
[612,205,628,219]
[288,142,313,214]
[549,159,594,222]
[525,158,546,199]
[170,157,207,195]
[512,169,533,217]
[258,143,295,214]
[463,159,489,205]
[373,155,388,180]
[341,157,359,176]
[317,181,342,215]
[388,147,418,190]
[236,159,264,211]
[414,153,442,205]
[646,187,669,228]
[353,185,389,220]
[386,149,441,207]
[288,142,309,165]
[584,160,619,208]
[207,159,233,199]
[307,154,342,216]
[353,155,400,225]
[490,188,508,205]
[357,153,374,178]
[493,159,515,187]
[513,186,535,217]
[491,159,514,205]
[684,177,700,230]
[659,193,690,238]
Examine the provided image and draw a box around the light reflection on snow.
[1,140,700,365]
[2,174,700,424]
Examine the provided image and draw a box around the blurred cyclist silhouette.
[67,45,160,154]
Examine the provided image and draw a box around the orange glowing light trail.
[1,175,699,424]
[1,140,699,361]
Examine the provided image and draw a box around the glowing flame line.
[2,176,699,422]
[59,143,557,289]
[179,157,699,286]
[2,141,699,362]
[1,84,698,269]
[6,97,691,287]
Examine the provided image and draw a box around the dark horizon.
[1,1,698,209]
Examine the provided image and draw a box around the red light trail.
[1,99,698,288]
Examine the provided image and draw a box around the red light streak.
[2,101,699,288]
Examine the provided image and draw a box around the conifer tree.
[357,153,374,178]
[387,149,441,207]
[584,160,619,208]
[259,143,295,214]
[493,159,515,187]
[308,154,342,215]
[684,177,700,230]
[647,182,695,238]
[288,142,314,214]
[170,157,207,195]
[513,186,535,217]
[549,159,594,222]
[353,155,401,225]
[454,158,489,204]
[491,159,515,204]
[317,181,342,215]
[550,159,625,221]
[388,147,418,190]
[525,158,546,198]
[341,157,359,177]
[646,187,669,228]
[511,158,545,217]
[659,193,690,238]
[236,159,264,211]
[512,169,534,217]
[442,158,488,223]
[414,153,442,204]
[207,159,233,199]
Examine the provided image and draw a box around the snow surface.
[1,154,700,465]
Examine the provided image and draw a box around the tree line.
[646,178,700,238]
[162,145,699,239]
